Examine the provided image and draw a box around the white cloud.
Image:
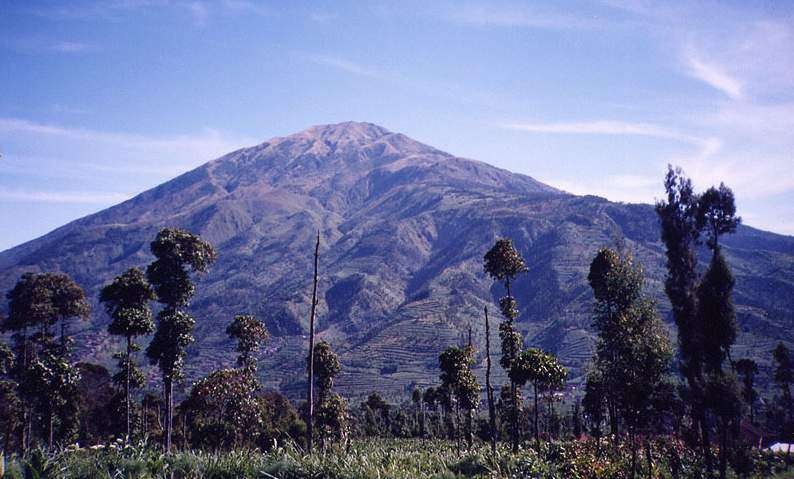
[684,52,743,99]
[501,120,706,145]
[446,4,606,30]
[0,190,131,204]
[308,55,381,78]
[0,117,257,176]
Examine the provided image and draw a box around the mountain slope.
[1,121,793,398]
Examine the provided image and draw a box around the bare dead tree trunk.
[164,376,173,452]
[485,306,497,454]
[306,230,320,454]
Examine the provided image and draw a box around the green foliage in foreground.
[3,438,794,479]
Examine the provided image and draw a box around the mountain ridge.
[1,121,793,398]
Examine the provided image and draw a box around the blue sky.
[1,1,793,251]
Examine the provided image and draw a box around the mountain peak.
[285,121,392,147]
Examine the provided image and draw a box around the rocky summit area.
[1,121,793,398]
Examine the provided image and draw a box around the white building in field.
[767,443,793,453]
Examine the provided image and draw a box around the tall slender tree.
[306,230,320,454]
[484,237,527,453]
[438,345,480,448]
[145,228,217,452]
[100,267,156,440]
[587,248,673,476]
[697,182,740,479]
[484,306,497,453]
[656,166,712,470]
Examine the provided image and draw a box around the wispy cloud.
[0,117,256,176]
[308,55,382,78]
[445,4,607,30]
[0,189,131,204]
[1,37,98,55]
[501,120,705,145]
[684,52,743,99]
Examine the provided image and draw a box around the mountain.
[1,121,793,398]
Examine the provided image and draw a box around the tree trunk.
[48,410,53,450]
[466,408,474,448]
[511,380,519,453]
[126,336,132,441]
[534,383,540,452]
[699,408,713,475]
[164,376,173,452]
[484,306,497,454]
[306,231,320,454]
[719,419,728,479]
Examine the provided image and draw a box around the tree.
[773,342,793,440]
[4,272,89,450]
[306,231,320,453]
[100,267,156,440]
[145,228,217,452]
[696,183,740,479]
[483,306,497,453]
[411,388,423,438]
[735,358,758,424]
[311,341,341,405]
[698,253,737,375]
[226,314,269,373]
[315,394,349,447]
[582,367,607,441]
[697,183,740,252]
[586,247,673,461]
[309,340,344,448]
[510,348,567,451]
[656,166,710,469]
[484,237,527,453]
[0,340,22,453]
[439,345,480,448]
[185,368,260,450]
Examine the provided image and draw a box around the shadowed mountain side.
[1,121,793,399]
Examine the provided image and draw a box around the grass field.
[2,438,794,479]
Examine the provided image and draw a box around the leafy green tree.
[4,272,88,450]
[656,166,711,468]
[226,314,269,373]
[773,342,794,443]
[484,237,526,453]
[582,367,607,441]
[315,393,349,447]
[309,341,345,447]
[587,247,673,460]
[438,345,480,448]
[184,368,259,450]
[510,348,567,451]
[735,358,758,424]
[145,228,217,452]
[0,340,22,453]
[698,253,737,375]
[697,183,740,251]
[100,267,156,440]
[697,183,740,479]
[26,350,81,448]
[311,341,341,405]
